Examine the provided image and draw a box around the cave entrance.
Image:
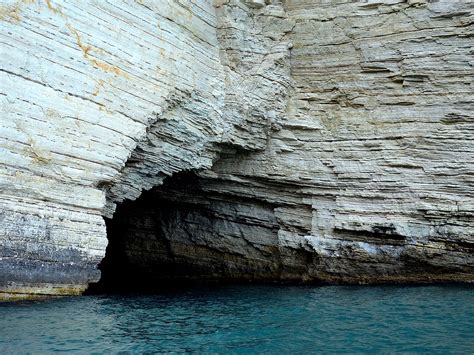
[95,172,216,292]
[90,171,282,293]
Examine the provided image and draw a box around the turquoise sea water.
[1,285,473,353]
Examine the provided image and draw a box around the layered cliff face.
[1,0,473,298]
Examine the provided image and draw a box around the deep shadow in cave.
[87,171,284,294]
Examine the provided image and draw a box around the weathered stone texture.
[1,0,231,295]
[1,0,473,296]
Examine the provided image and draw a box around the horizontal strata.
[101,171,473,288]
[1,0,473,297]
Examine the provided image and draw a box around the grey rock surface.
[0,0,473,297]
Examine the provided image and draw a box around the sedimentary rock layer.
[1,0,473,297]
[1,0,225,295]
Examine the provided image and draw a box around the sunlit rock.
[1,0,473,298]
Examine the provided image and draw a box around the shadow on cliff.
[86,171,288,295]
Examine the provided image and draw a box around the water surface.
[1,285,473,353]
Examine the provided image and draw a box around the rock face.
[1,0,473,297]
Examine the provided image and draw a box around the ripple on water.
[1,285,473,353]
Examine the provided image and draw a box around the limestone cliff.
[1,0,473,298]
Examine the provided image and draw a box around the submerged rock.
[1,0,473,297]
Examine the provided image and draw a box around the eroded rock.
[1,0,473,297]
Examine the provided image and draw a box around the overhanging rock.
[1,0,473,298]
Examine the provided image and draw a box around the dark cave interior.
[88,172,283,294]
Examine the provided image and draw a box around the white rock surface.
[0,0,473,296]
